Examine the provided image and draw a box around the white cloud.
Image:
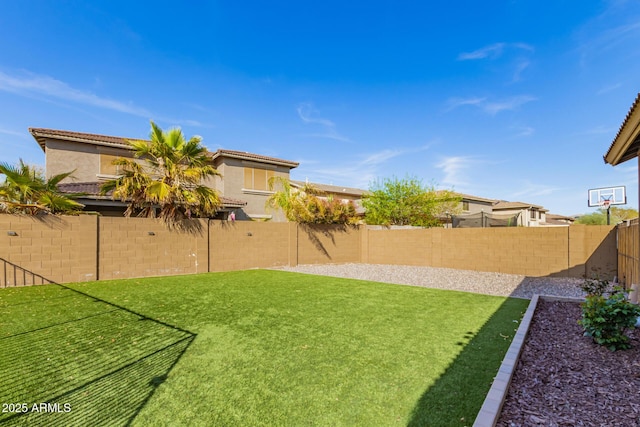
[510,181,561,199]
[0,127,28,139]
[612,163,638,188]
[512,125,535,137]
[0,70,153,117]
[458,42,534,61]
[445,95,536,115]
[296,102,350,142]
[482,95,537,115]
[511,59,530,82]
[597,83,622,95]
[445,97,487,112]
[458,43,506,60]
[361,149,403,166]
[582,125,617,135]
[577,18,640,67]
[435,156,478,188]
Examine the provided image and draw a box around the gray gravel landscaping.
[276,263,586,299]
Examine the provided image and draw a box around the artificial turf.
[0,269,529,426]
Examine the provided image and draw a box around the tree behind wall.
[101,121,221,229]
[362,176,461,227]
[0,159,84,215]
[266,177,358,224]
[575,207,638,225]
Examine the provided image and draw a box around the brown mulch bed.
[496,299,640,427]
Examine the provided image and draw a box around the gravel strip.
[275,263,586,299]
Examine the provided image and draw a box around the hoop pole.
[600,198,612,225]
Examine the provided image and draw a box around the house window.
[462,201,470,211]
[244,167,275,191]
[100,154,123,176]
[530,210,536,220]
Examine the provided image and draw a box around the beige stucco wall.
[45,140,100,182]
[462,200,494,214]
[213,157,290,222]
[44,139,135,183]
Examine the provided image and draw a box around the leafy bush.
[579,287,640,351]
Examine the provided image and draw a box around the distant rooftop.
[290,180,368,196]
[493,200,548,212]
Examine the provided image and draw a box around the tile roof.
[57,182,247,207]
[29,128,139,151]
[290,180,368,196]
[451,192,496,204]
[29,127,299,169]
[545,213,575,221]
[209,149,299,168]
[492,200,548,211]
[604,92,640,165]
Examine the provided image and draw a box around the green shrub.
[578,287,640,351]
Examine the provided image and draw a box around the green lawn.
[0,270,528,426]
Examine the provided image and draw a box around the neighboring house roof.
[209,149,299,168]
[290,180,369,197]
[29,127,299,169]
[453,192,496,204]
[493,201,548,212]
[57,182,247,208]
[29,128,140,151]
[545,213,575,221]
[604,92,640,166]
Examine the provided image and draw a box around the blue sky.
[1,1,640,216]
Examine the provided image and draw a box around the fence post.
[288,222,299,267]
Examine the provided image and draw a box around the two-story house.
[491,201,548,227]
[29,128,299,221]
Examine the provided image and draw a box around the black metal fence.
[1,257,55,287]
[451,211,521,228]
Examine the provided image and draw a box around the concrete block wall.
[297,225,361,265]
[98,217,208,280]
[570,225,617,279]
[0,215,98,284]
[0,214,619,284]
[208,221,292,271]
[363,225,617,278]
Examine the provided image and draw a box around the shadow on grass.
[407,297,529,427]
[0,282,196,427]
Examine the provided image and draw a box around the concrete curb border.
[472,295,585,427]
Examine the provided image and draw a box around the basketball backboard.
[587,186,626,207]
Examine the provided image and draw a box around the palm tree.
[101,121,221,229]
[0,159,84,214]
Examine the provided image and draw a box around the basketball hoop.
[602,199,611,210]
